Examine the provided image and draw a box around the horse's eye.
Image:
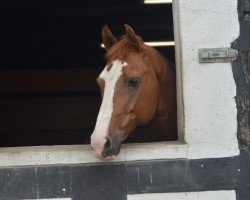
[128,77,140,88]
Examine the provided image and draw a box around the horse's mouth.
[99,154,117,161]
[101,143,121,159]
[91,140,122,161]
[91,131,124,160]
[93,150,118,161]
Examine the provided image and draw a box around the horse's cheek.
[121,114,136,130]
[147,94,158,118]
[136,93,157,124]
[144,79,158,114]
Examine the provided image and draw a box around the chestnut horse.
[91,25,177,160]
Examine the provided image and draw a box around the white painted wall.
[174,0,239,159]
[127,190,236,200]
[0,142,187,167]
[0,0,240,166]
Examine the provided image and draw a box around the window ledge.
[0,142,187,167]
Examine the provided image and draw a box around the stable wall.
[1,0,250,200]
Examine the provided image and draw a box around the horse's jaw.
[96,154,116,161]
[92,148,117,161]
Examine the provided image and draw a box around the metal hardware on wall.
[198,48,238,63]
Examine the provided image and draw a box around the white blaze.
[91,59,127,157]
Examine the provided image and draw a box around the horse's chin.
[94,153,116,161]
[92,149,116,161]
[102,155,116,161]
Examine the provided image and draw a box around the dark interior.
[0,0,175,147]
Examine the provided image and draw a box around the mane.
[105,36,141,62]
[105,35,175,72]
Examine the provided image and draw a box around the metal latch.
[198,48,238,63]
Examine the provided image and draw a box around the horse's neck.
[152,59,177,140]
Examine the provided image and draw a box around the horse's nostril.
[102,135,123,158]
[104,137,112,150]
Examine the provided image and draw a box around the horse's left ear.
[102,24,118,50]
[124,24,140,50]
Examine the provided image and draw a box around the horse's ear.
[124,24,140,50]
[102,25,117,50]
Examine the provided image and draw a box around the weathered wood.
[232,6,250,147]
[232,50,250,147]
[0,153,241,199]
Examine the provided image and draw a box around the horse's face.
[91,25,159,160]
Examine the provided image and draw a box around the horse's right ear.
[124,24,140,50]
[102,25,117,50]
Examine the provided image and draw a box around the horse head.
[91,24,176,160]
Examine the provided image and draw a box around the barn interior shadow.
[0,0,176,147]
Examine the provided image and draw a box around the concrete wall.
[174,0,240,159]
[0,0,241,167]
